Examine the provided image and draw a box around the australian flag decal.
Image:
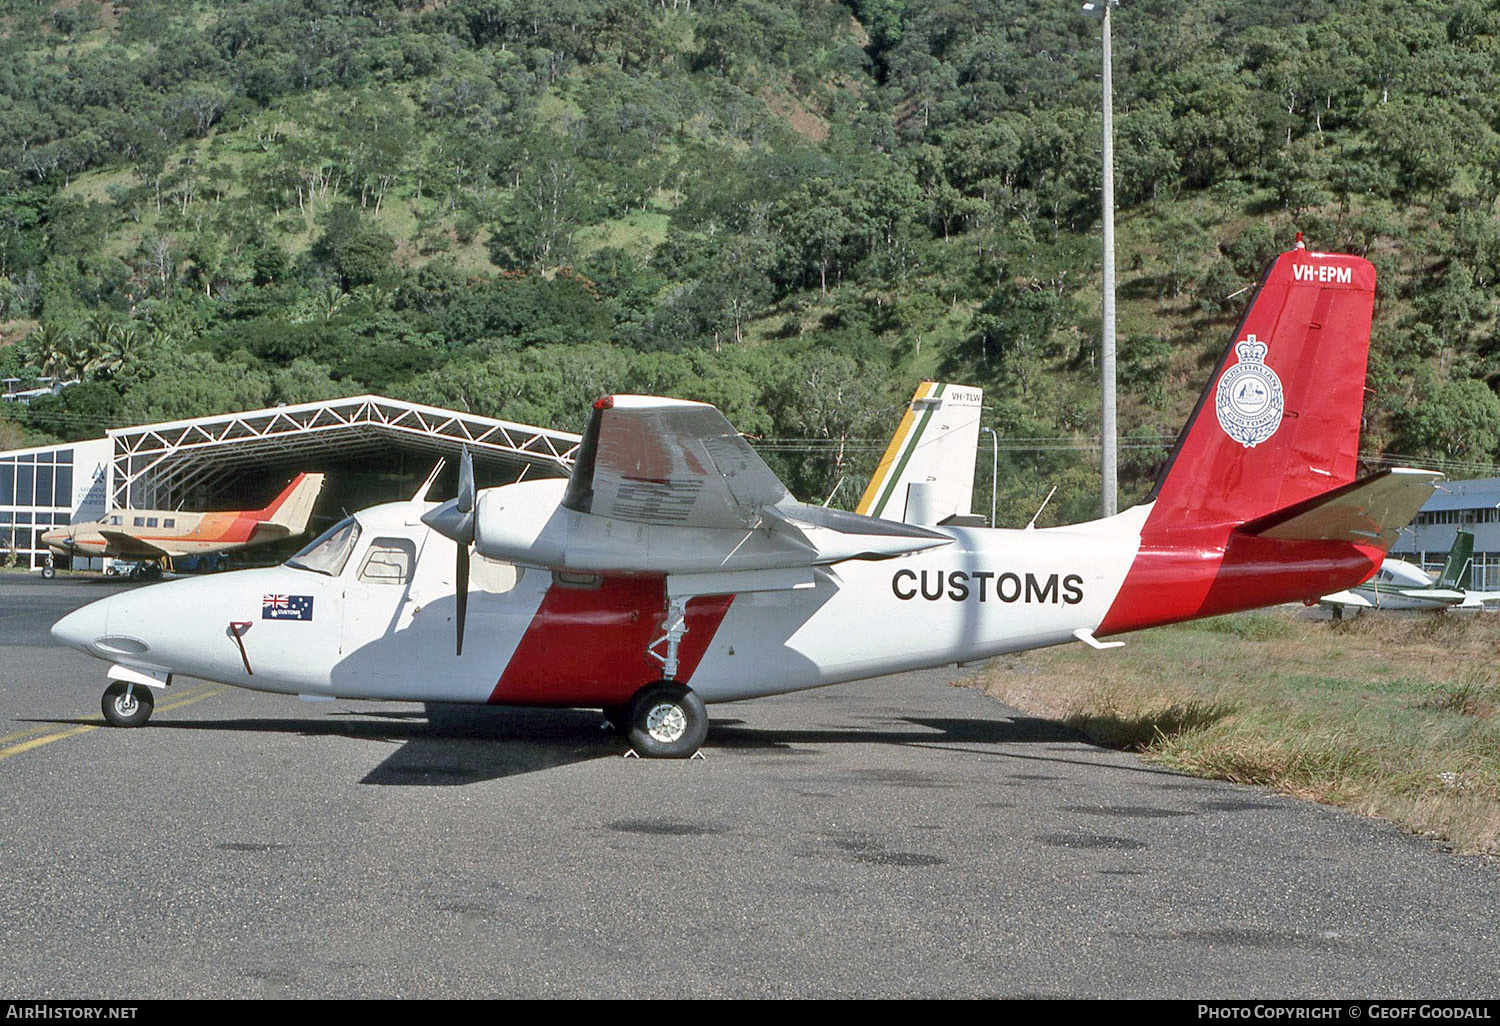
[262,594,314,621]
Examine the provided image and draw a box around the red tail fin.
[1145,247,1374,534]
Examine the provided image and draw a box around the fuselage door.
[339,535,418,685]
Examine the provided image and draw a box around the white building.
[1389,478,1500,589]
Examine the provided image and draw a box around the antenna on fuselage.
[411,458,447,503]
[822,476,845,508]
[1024,485,1058,531]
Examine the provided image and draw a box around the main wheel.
[40,564,55,579]
[626,681,707,759]
[101,681,154,728]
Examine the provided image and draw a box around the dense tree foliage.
[2,0,1499,521]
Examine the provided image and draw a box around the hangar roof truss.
[107,394,581,509]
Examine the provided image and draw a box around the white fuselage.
[53,499,1149,706]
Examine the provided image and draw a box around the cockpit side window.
[286,517,362,576]
[357,537,416,585]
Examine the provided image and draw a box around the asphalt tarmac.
[1,574,1497,998]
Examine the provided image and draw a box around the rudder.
[1145,245,1375,534]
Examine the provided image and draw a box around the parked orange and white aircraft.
[41,472,325,571]
[53,244,1441,757]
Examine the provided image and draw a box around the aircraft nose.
[51,598,111,653]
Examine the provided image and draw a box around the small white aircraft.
[1319,530,1500,614]
[53,245,1440,757]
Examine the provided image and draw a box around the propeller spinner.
[420,447,476,655]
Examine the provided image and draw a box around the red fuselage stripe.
[1098,526,1382,636]
[488,576,734,706]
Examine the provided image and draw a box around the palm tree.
[31,322,84,381]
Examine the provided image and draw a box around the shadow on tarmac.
[22,702,1194,786]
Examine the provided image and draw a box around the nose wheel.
[625,681,707,759]
[101,681,154,728]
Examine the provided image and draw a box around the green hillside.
[2,0,1499,523]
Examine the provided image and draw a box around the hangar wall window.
[358,538,416,585]
[0,446,79,570]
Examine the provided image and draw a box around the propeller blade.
[420,446,479,656]
[457,446,475,514]
[455,541,469,656]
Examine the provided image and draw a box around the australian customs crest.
[1215,335,1283,448]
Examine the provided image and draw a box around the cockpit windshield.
[285,517,362,576]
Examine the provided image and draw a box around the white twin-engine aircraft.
[53,245,1440,757]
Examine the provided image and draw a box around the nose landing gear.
[101,681,154,728]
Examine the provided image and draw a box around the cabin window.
[286,517,362,577]
[163,518,175,529]
[358,538,416,585]
[145,517,158,528]
[109,516,122,526]
[133,517,145,527]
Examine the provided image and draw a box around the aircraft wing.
[464,395,952,575]
[562,396,788,529]
[97,530,179,559]
[1237,468,1442,549]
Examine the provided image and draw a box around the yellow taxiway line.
[0,684,228,763]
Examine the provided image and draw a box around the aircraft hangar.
[0,394,581,571]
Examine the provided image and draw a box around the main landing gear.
[613,592,709,759]
[101,681,154,728]
[624,680,708,759]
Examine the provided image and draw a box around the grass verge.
[976,609,1500,855]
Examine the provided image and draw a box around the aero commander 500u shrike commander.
[53,245,1440,757]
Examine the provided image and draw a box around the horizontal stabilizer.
[1318,590,1374,609]
[248,522,294,545]
[762,503,952,563]
[1237,468,1441,549]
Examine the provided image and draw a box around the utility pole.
[980,426,998,528]
[1083,0,1119,517]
